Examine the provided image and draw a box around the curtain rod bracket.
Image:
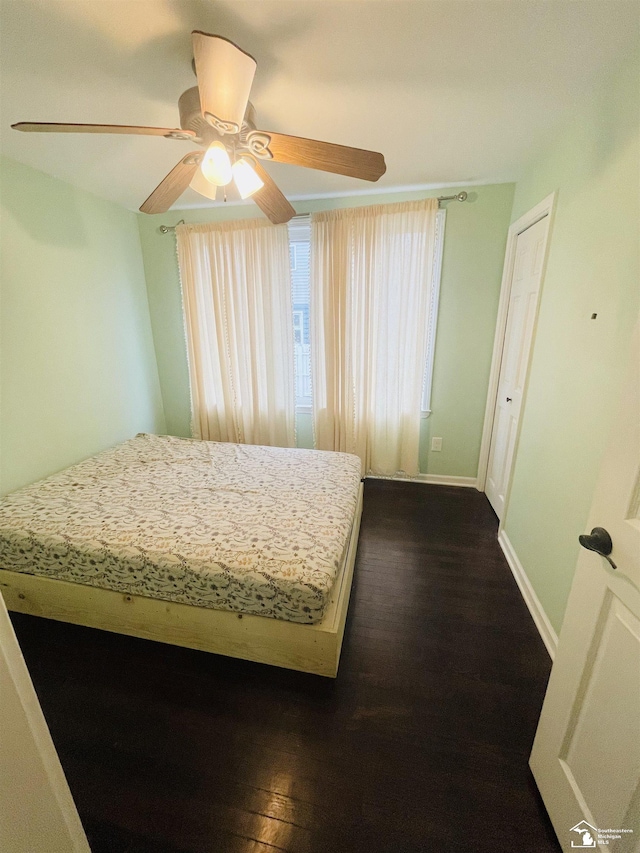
[159,219,185,234]
[437,191,468,207]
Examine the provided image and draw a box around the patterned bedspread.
[0,434,362,624]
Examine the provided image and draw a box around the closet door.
[485,214,548,519]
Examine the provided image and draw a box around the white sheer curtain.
[311,199,438,476]
[177,219,295,447]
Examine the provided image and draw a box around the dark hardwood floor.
[11,480,560,853]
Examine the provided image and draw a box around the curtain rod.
[437,191,468,206]
[158,192,468,232]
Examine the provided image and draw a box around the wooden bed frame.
[0,484,363,678]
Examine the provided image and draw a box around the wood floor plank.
[10,480,559,853]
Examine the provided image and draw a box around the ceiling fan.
[12,31,387,224]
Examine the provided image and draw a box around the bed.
[0,434,363,676]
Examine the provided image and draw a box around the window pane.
[288,217,312,409]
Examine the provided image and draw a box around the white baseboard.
[498,530,558,659]
[367,474,477,488]
[417,474,478,488]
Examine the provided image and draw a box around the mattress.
[0,434,362,624]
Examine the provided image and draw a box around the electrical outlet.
[431,437,443,452]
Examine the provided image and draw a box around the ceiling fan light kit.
[190,165,218,201]
[232,158,264,199]
[200,141,232,186]
[12,31,387,223]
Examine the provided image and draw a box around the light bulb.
[232,158,264,199]
[201,141,232,186]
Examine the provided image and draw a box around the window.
[288,208,445,417]
[289,242,299,272]
[288,216,312,411]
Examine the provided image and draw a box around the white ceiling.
[1,1,637,212]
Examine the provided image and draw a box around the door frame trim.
[476,193,557,521]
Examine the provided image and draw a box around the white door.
[0,594,90,853]
[530,328,640,852]
[485,214,549,518]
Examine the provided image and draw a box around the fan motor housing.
[178,87,256,147]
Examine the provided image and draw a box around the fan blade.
[192,31,256,134]
[139,152,202,214]
[12,122,195,140]
[250,161,295,225]
[252,131,386,182]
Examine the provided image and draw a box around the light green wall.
[502,52,639,634]
[419,184,514,476]
[0,156,166,495]
[137,182,514,475]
